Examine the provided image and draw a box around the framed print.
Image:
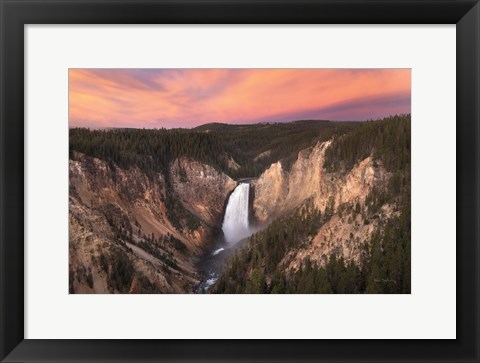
[67,68,412,295]
[1,0,479,362]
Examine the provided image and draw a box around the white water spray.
[222,183,252,244]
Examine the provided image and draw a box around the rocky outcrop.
[253,149,271,162]
[252,140,388,224]
[251,140,391,268]
[69,152,235,294]
[69,152,193,246]
[250,161,287,223]
[170,157,236,226]
[252,142,329,223]
[225,155,241,171]
[285,203,397,270]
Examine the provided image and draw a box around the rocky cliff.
[170,157,236,227]
[69,152,235,293]
[253,141,388,222]
[69,115,410,294]
[252,139,391,267]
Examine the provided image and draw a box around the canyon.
[69,152,236,293]
[69,116,410,293]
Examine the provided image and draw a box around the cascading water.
[222,183,252,244]
[195,182,257,292]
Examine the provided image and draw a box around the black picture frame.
[1,1,479,362]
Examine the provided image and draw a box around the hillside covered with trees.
[212,114,411,294]
[70,120,356,180]
[69,114,411,294]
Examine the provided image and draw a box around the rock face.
[253,149,271,162]
[69,152,190,246]
[286,203,396,269]
[252,139,390,267]
[70,136,394,293]
[170,157,236,226]
[225,155,241,171]
[252,140,387,224]
[250,161,287,223]
[252,142,330,223]
[69,152,235,294]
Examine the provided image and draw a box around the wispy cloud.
[69,68,411,128]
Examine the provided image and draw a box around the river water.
[194,182,256,293]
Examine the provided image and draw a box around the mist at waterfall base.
[195,182,257,293]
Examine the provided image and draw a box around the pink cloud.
[69,68,411,128]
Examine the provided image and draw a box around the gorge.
[69,115,411,294]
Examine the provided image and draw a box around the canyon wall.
[253,140,388,222]
[252,140,391,267]
[170,157,236,227]
[69,152,235,293]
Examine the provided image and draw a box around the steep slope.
[170,157,236,227]
[69,152,235,293]
[252,141,387,225]
[250,141,390,272]
[69,115,410,294]
[214,115,411,294]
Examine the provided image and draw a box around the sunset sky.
[69,69,411,129]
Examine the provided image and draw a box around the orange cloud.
[69,68,410,128]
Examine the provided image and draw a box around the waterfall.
[222,183,252,244]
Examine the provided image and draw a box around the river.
[194,181,256,293]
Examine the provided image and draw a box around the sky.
[69,68,411,129]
